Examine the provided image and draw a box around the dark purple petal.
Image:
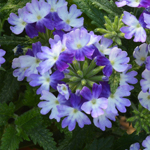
[51,70,64,81]
[35,20,46,33]
[92,83,102,99]
[80,86,92,101]
[32,41,42,56]
[95,55,110,66]
[99,81,111,98]
[56,60,69,72]
[75,50,85,61]
[103,65,113,77]
[25,23,38,38]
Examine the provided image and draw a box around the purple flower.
[57,93,91,131]
[138,91,150,111]
[142,135,150,150]
[133,43,149,66]
[57,84,70,100]
[106,85,131,114]
[128,143,140,150]
[120,11,146,42]
[116,0,150,8]
[8,7,38,38]
[55,4,84,31]
[47,0,67,12]
[12,58,26,81]
[93,110,117,131]
[0,49,6,66]
[119,64,138,90]
[19,42,42,77]
[94,36,113,56]
[23,0,54,32]
[146,56,150,70]
[80,83,108,118]
[109,47,129,72]
[38,90,67,122]
[140,69,150,93]
[66,28,96,61]
[37,41,74,74]
[29,70,64,95]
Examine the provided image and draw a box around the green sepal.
[86,80,95,88]
[69,76,81,82]
[86,66,104,78]
[89,75,103,82]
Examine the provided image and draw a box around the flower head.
[133,43,149,66]
[57,93,91,131]
[142,135,150,150]
[120,11,146,42]
[38,90,67,122]
[80,83,108,118]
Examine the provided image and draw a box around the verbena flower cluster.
[8,0,139,132]
[7,1,150,143]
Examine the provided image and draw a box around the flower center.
[66,19,70,24]
[53,56,58,61]
[37,15,42,20]
[55,100,59,104]
[111,61,115,65]
[36,59,41,64]
[140,57,145,61]
[136,23,141,28]
[147,95,150,100]
[61,47,66,52]
[77,44,82,49]
[46,78,50,82]
[73,109,78,113]
[50,8,55,12]
[91,99,96,104]
[62,86,67,91]
[22,21,26,26]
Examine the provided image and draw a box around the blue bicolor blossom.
[120,11,146,42]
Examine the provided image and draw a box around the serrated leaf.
[0,34,31,46]
[0,125,21,150]
[73,0,106,28]
[63,125,98,150]
[23,84,40,107]
[15,108,42,132]
[84,136,114,150]
[28,124,57,150]
[0,69,20,103]
[0,102,15,126]
[112,132,142,150]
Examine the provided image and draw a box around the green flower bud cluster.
[109,71,120,94]
[95,15,124,45]
[65,59,104,92]
[127,104,150,134]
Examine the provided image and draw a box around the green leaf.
[23,84,40,107]
[0,69,20,103]
[15,108,42,133]
[0,34,31,46]
[84,136,114,150]
[112,132,144,150]
[0,125,21,150]
[28,124,57,150]
[73,0,106,28]
[63,125,99,150]
[0,102,15,126]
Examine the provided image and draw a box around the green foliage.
[109,71,120,94]
[84,136,114,150]
[28,124,57,150]
[95,15,125,45]
[23,84,40,107]
[112,131,146,150]
[0,125,21,150]
[0,69,20,103]
[15,108,42,134]
[0,34,31,46]
[127,104,150,135]
[0,102,15,126]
